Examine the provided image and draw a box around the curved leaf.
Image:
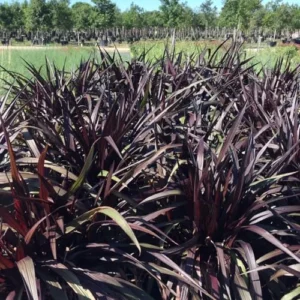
[48,264,95,300]
[65,206,141,254]
[17,256,38,300]
[281,286,300,300]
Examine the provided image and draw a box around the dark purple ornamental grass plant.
[0,43,299,299]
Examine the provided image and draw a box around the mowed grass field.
[0,42,300,87]
[0,46,131,84]
[130,40,300,70]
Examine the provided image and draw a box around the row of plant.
[0,42,299,299]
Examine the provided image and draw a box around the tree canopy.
[0,0,299,32]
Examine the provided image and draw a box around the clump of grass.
[0,43,299,299]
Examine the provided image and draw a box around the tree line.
[0,0,300,34]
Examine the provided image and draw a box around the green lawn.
[130,40,219,60]
[0,46,131,84]
[1,42,299,88]
[130,40,300,70]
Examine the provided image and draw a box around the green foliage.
[71,2,95,30]
[25,0,51,31]
[0,0,300,33]
[263,1,295,31]
[159,0,195,28]
[122,3,144,29]
[0,2,25,31]
[219,0,262,30]
[199,0,218,28]
[0,4,14,30]
[142,10,164,27]
[291,5,300,29]
[48,0,73,31]
[92,0,116,29]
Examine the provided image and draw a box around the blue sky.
[84,0,299,11]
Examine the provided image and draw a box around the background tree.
[159,0,187,28]
[71,2,95,30]
[113,7,123,27]
[263,1,294,31]
[0,4,14,31]
[92,0,116,29]
[290,5,300,30]
[49,0,73,31]
[122,3,144,29]
[25,0,51,31]
[10,2,26,31]
[199,0,218,28]
[219,0,262,30]
[0,0,298,34]
[0,2,26,32]
[142,10,164,27]
[248,6,266,30]
[181,5,199,27]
